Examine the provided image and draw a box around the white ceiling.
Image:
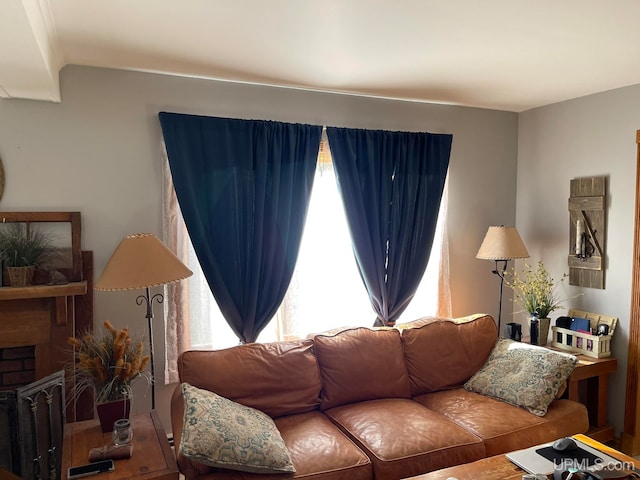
[2,0,640,112]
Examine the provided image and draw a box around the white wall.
[0,66,518,431]
[517,84,640,437]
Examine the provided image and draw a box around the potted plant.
[0,222,56,286]
[68,321,151,432]
[504,261,570,345]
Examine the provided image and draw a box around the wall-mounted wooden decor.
[568,176,606,289]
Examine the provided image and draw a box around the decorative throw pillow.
[463,338,577,416]
[180,383,295,474]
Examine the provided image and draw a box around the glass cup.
[112,418,133,445]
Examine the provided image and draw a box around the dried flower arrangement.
[68,321,151,404]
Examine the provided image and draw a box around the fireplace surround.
[0,248,93,422]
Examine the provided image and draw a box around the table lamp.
[476,226,529,335]
[95,233,193,409]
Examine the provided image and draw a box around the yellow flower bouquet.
[504,261,568,318]
[68,321,151,403]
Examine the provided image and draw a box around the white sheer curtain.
[162,134,450,383]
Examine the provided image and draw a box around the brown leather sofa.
[171,314,589,480]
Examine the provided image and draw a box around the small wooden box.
[550,309,617,358]
[551,326,612,358]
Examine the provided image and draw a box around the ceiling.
[2,0,640,112]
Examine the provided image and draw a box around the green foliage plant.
[0,222,56,267]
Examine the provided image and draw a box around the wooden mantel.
[0,282,87,301]
[0,282,87,330]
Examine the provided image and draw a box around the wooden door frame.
[622,130,640,454]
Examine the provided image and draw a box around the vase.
[538,317,551,346]
[96,398,131,433]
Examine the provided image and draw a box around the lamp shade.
[95,233,193,291]
[476,226,529,260]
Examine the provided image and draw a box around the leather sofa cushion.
[400,314,497,395]
[275,412,372,480]
[178,339,321,418]
[313,327,411,410]
[414,388,589,456]
[325,398,485,480]
[174,410,372,480]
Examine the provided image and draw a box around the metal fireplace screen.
[0,370,66,479]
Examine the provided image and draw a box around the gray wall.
[0,66,518,430]
[518,84,640,437]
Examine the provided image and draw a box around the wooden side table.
[565,353,617,442]
[61,411,179,480]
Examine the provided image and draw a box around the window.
[162,136,449,373]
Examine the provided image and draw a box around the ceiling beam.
[0,0,63,102]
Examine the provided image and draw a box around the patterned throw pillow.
[180,383,295,474]
[463,338,578,416]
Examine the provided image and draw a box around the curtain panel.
[326,127,452,326]
[159,113,322,343]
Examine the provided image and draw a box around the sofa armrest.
[171,383,202,478]
[170,384,184,451]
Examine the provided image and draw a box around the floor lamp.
[476,226,529,336]
[95,233,193,410]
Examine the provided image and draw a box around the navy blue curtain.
[326,127,452,326]
[159,113,322,343]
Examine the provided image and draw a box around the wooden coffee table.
[405,454,529,480]
[404,435,637,480]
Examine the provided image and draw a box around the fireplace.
[0,346,36,390]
